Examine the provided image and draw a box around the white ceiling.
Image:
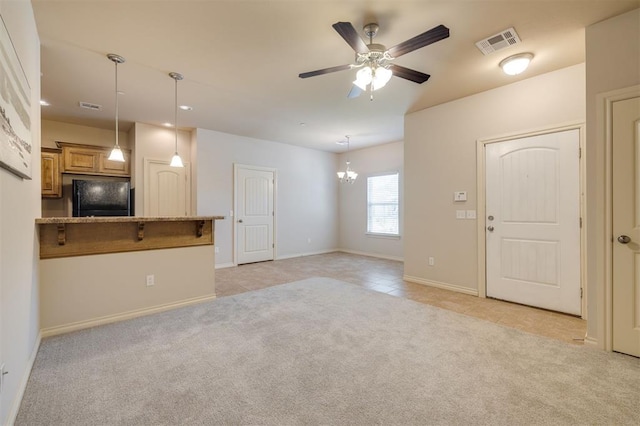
[32,0,639,152]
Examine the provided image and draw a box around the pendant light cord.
[114,60,119,147]
[174,76,178,153]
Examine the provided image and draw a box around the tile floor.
[215,252,587,345]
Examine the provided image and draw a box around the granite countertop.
[36,216,225,224]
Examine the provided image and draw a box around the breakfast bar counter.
[36,216,224,259]
[37,216,225,336]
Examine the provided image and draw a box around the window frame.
[366,171,401,238]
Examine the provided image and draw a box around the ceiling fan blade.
[387,24,450,58]
[332,22,369,54]
[347,84,363,99]
[299,64,353,79]
[389,64,431,84]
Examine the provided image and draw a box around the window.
[367,173,399,236]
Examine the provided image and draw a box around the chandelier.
[337,136,357,184]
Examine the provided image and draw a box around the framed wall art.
[0,14,32,179]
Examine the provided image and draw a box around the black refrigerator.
[72,179,131,217]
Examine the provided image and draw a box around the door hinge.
[579,217,582,228]
[580,287,583,299]
[272,243,274,248]
[272,211,274,216]
[578,147,582,158]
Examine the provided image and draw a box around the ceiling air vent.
[78,101,102,111]
[475,27,521,55]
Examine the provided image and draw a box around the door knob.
[487,226,494,232]
[618,235,631,244]
[238,219,243,223]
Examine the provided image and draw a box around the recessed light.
[163,122,173,127]
[299,122,306,126]
[179,105,193,111]
[40,100,50,106]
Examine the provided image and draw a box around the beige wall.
[585,8,640,343]
[404,64,585,293]
[338,141,404,260]
[195,128,338,266]
[40,246,215,335]
[132,122,193,216]
[41,119,129,149]
[0,2,41,423]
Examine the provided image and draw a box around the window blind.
[367,173,399,235]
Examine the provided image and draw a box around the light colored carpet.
[16,278,640,425]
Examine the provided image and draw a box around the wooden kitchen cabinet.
[57,142,131,177]
[41,147,62,198]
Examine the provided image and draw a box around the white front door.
[485,129,581,315]
[612,96,640,357]
[235,165,275,265]
[144,159,190,216]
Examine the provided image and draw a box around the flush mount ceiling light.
[107,54,126,162]
[39,100,50,106]
[499,52,533,76]
[337,135,357,184]
[169,72,185,168]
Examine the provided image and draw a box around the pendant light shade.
[107,54,126,162]
[169,72,184,168]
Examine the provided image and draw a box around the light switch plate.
[454,191,467,202]
[456,210,466,219]
[466,210,477,219]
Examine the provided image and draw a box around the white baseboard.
[215,262,236,269]
[41,294,216,338]
[403,275,479,296]
[338,249,404,262]
[276,249,339,261]
[583,335,599,348]
[7,331,41,426]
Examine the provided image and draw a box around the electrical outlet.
[428,257,435,266]
[146,275,155,287]
[215,246,220,253]
[307,237,311,244]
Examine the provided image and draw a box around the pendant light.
[337,135,357,184]
[169,72,184,168]
[107,54,125,162]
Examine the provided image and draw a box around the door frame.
[233,163,278,266]
[598,85,640,351]
[476,122,586,318]
[143,157,192,217]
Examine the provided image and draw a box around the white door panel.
[486,129,581,315]
[612,96,640,357]
[144,159,190,217]
[236,166,274,264]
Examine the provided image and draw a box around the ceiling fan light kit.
[299,20,449,99]
[500,52,533,75]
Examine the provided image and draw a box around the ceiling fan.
[299,21,450,99]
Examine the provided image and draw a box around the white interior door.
[612,96,640,357]
[144,159,190,216]
[235,165,275,265]
[485,129,581,315]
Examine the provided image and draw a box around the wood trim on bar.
[37,217,221,259]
